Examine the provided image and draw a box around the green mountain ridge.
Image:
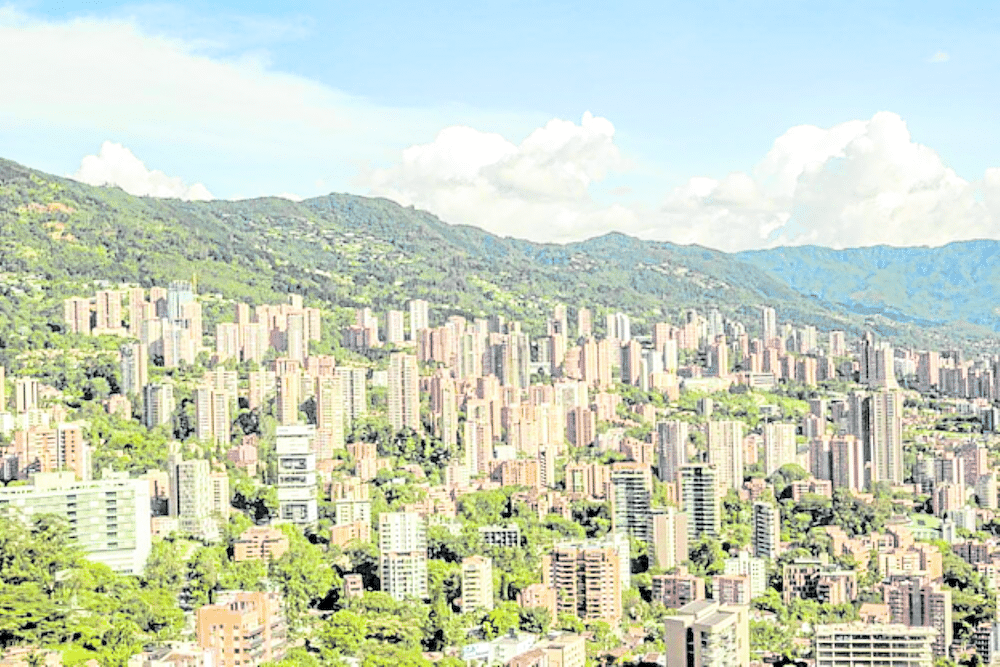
[0,156,992,352]
[737,241,1000,333]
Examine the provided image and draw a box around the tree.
[768,464,809,498]
[832,488,890,536]
[0,515,82,599]
[556,613,585,633]
[482,601,521,639]
[544,514,586,540]
[233,479,279,523]
[142,539,185,594]
[427,524,478,563]
[187,546,223,608]
[220,559,268,592]
[427,559,461,609]
[457,489,511,525]
[316,610,367,659]
[752,588,785,618]
[126,587,185,638]
[571,500,611,538]
[0,583,68,648]
[269,526,337,626]
[750,618,798,662]
[519,606,552,634]
[93,619,142,667]
[587,619,615,651]
[365,614,423,649]
[688,535,725,576]
[360,645,431,667]
[263,647,323,667]
[343,541,380,591]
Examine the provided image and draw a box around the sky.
[2,1,1000,251]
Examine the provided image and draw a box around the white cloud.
[73,141,213,200]
[365,112,631,240]
[0,8,541,201]
[662,111,992,250]
[1,9,996,252]
[367,111,1000,251]
[929,50,950,63]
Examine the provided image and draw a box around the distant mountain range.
[736,242,1000,332]
[0,157,997,350]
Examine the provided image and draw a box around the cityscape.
[2,274,999,667]
[3,2,999,667]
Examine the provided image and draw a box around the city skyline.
[3,275,1000,665]
[4,4,1000,662]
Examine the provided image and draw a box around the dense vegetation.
[0,157,859,348]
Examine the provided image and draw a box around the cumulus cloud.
[660,111,992,249]
[0,8,537,201]
[365,112,632,240]
[2,9,996,251]
[928,50,950,63]
[367,110,1000,251]
[73,142,213,200]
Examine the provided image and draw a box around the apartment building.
[813,623,934,667]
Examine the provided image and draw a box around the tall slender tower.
[277,370,301,426]
[681,464,721,542]
[121,342,149,398]
[286,313,306,362]
[275,425,318,525]
[752,501,781,560]
[869,390,904,486]
[860,331,897,389]
[577,307,592,339]
[762,423,797,475]
[707,420,744,490]
[316,376,346,448]
[657,420,689,483]
[610,462,652,539]
[143,381,175,428]
[408,299,430,341]
[388,353,420,432]
[336,366,367,432]
[761,306,777,347]
[379,512,428,601]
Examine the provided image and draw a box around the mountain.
[0,156,993,354]
[0,157,860,341]
[737,242,1000,333]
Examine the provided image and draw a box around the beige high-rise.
[543,544,621,625]
[814,624,934,667]
[461,555,494,613]
[388,352,420,432]
[664,600,749,667]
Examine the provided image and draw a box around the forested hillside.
[0,158,852,337]
[738,242,1000,331]
[2,156,994,355]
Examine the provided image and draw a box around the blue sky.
[2,1,999,249]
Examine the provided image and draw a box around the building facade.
[664,600,750,667]
[379,512,428,601]
[196,591,287,667]
[681,464,721,542]
[0,470,151,574]
[813,623,934,667]
[275,425,318,525]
